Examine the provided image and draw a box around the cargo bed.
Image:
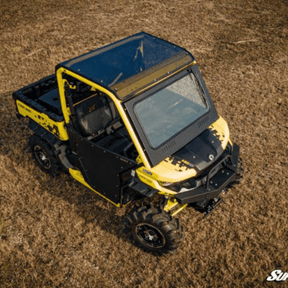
[13,74,64,122]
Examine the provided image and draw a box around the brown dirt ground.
[1,0,288,287]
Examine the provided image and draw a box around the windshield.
[134,73,208,148]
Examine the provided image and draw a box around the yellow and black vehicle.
[13,32,243,255]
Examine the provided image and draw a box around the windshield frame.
[124,64,219,167]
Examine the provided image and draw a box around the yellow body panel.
[16,100,69,141]
[208,115,230,150]
[136,167,177,196]
[69,168,121,207]
[146,158,197,183]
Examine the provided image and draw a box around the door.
[68,127,136,204]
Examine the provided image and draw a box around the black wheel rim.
[34,145,51,169]
[136,223,165,248]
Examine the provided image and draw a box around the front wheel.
[124,205,183,255]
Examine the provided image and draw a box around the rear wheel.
[28,134,63,176]
[124,205,183,255]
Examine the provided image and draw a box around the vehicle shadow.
[34,170,136,248]
[60,174,133,241]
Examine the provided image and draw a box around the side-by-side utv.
[12,32,243,254]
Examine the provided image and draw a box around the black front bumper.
[175,144,240,205]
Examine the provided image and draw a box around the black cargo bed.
[13,74,64,122]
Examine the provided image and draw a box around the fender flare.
[28,120,73,169]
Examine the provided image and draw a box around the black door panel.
[67,127,136,204]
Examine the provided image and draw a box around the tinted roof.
[58,32,194,96]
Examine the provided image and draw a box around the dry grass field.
[1,0,288,287]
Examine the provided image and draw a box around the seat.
[74,95,115,137]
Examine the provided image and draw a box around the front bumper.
[175,143,240,205]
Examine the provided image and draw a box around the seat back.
[75,95,114,136]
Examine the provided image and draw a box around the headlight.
[158,178,199,192]
[158,181,184,192]
[158,181,173,187]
